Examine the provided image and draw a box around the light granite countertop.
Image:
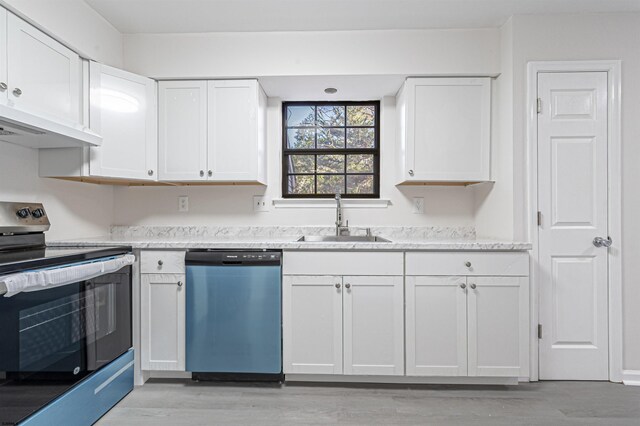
[48,235,531,251]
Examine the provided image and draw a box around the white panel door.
[406,77,490,182]
[0,8,8,106]
[406,276,467,376]
[467,277,524,377]
[283,275,343,374]
[343,276,404,375]
[537,72,609,380]
[89,62,157,180]
[207,80,258,181]
[6,12,80,124]
[158,81,208,181]
[141,274,186,371]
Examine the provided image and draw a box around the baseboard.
[622,370,640,386]
[285,374,519,386]
[147,370,192,380]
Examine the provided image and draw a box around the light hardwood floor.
[98,380,640,425]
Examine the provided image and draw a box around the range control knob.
[16,208,31,219]
[31,208,45,218]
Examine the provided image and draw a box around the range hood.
[0,103,102,148]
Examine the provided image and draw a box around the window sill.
[272,198,391,209]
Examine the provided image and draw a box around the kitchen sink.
[297,235,392,243]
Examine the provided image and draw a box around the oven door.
[0,263,131,424]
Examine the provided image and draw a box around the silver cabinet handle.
[200,170,205,177]
[0,82,7,91]
[593,236,612,248]
[460,283,467,289]
[148,169,154,176]
[177,281,183,287]
[12,88,22,97]
[465,261,472,268]
[208,170,213,177]
[335,283,341,289]
[345,283,351,289]
[158,260,163,266]
[469,283,476,290]
[408,170,414,176]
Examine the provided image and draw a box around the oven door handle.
[0,254,135,297]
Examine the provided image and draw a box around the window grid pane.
[283,101,379,198]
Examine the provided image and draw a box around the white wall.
[509,13,640,372]
[0,142,114,240]
[123,28,500,78]
[1,0,123,67]
[113,96,477,227]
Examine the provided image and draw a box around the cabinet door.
[343,276,404,375]
[0,8,7,106]
[89,62,157,180]
[158,81,208,181]
[6,12,80,124]
[405,77,490,182]
[406,276,467,376]
[467,276,526,377]
[283,275,343,374]
[207,80,259,181]
[140,274,185,371]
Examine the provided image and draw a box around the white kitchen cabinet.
[141,273,186,371]
[5,11,81,125]
[467,276,527,377]
[396,77,491,184]
[0,8,7,107]
[39,62,158,182]
[343,276,404,376]
[405,276,468,376]
[282,275,343,374]
[158,81,208,181]
[89,62,157,180]
[157,79,267,183]
[405,252,529,379]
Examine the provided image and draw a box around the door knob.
[158,260,163,266]
[460,283,466,289]
[465,261,472,268]
[344,283,351,289]
[148,169,154,176]
[408,170,414,176]
[469,283,477,290]
[12,88,22,97]
[593,236,612,248]
[200,170,205,177]
[208,170,213,177]
[335,283,341,289]
[177,281,183,287]
[0,82,7,91]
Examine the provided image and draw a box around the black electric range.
[0,201,134,425]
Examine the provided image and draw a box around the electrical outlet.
[412,197,424,214]
[178,196,189,212]
[253,195,269,212]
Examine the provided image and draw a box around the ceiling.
[85,0,640,34]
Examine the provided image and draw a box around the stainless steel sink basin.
[297,235,392,243]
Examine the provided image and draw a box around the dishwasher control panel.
[186,250,281,266]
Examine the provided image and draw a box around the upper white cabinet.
[4,11,80,125]
[39,62,158,182]
[158,79,267,184]
[89,62,157,180]
[158,81,207,181]
[396,77,491,184]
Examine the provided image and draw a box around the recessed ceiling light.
[324,87,338,94]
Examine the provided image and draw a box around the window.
[282,101,380,198]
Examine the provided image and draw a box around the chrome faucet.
[335,193,349,236]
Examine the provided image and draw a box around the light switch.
[253,195,268,212]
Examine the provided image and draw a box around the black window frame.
[282,100,381,199]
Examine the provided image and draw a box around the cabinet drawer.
[406,252,528,276]
[283,251,403,276]
[140,251,185,274]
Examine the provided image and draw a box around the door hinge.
[537,211,542,227]
[538,324,543,339]
[537,98,542,114]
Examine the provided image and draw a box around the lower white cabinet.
[406,274,528,378]
[140,273,186,371]
[283,274,404,376]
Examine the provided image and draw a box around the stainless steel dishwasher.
[185,250,282,381]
